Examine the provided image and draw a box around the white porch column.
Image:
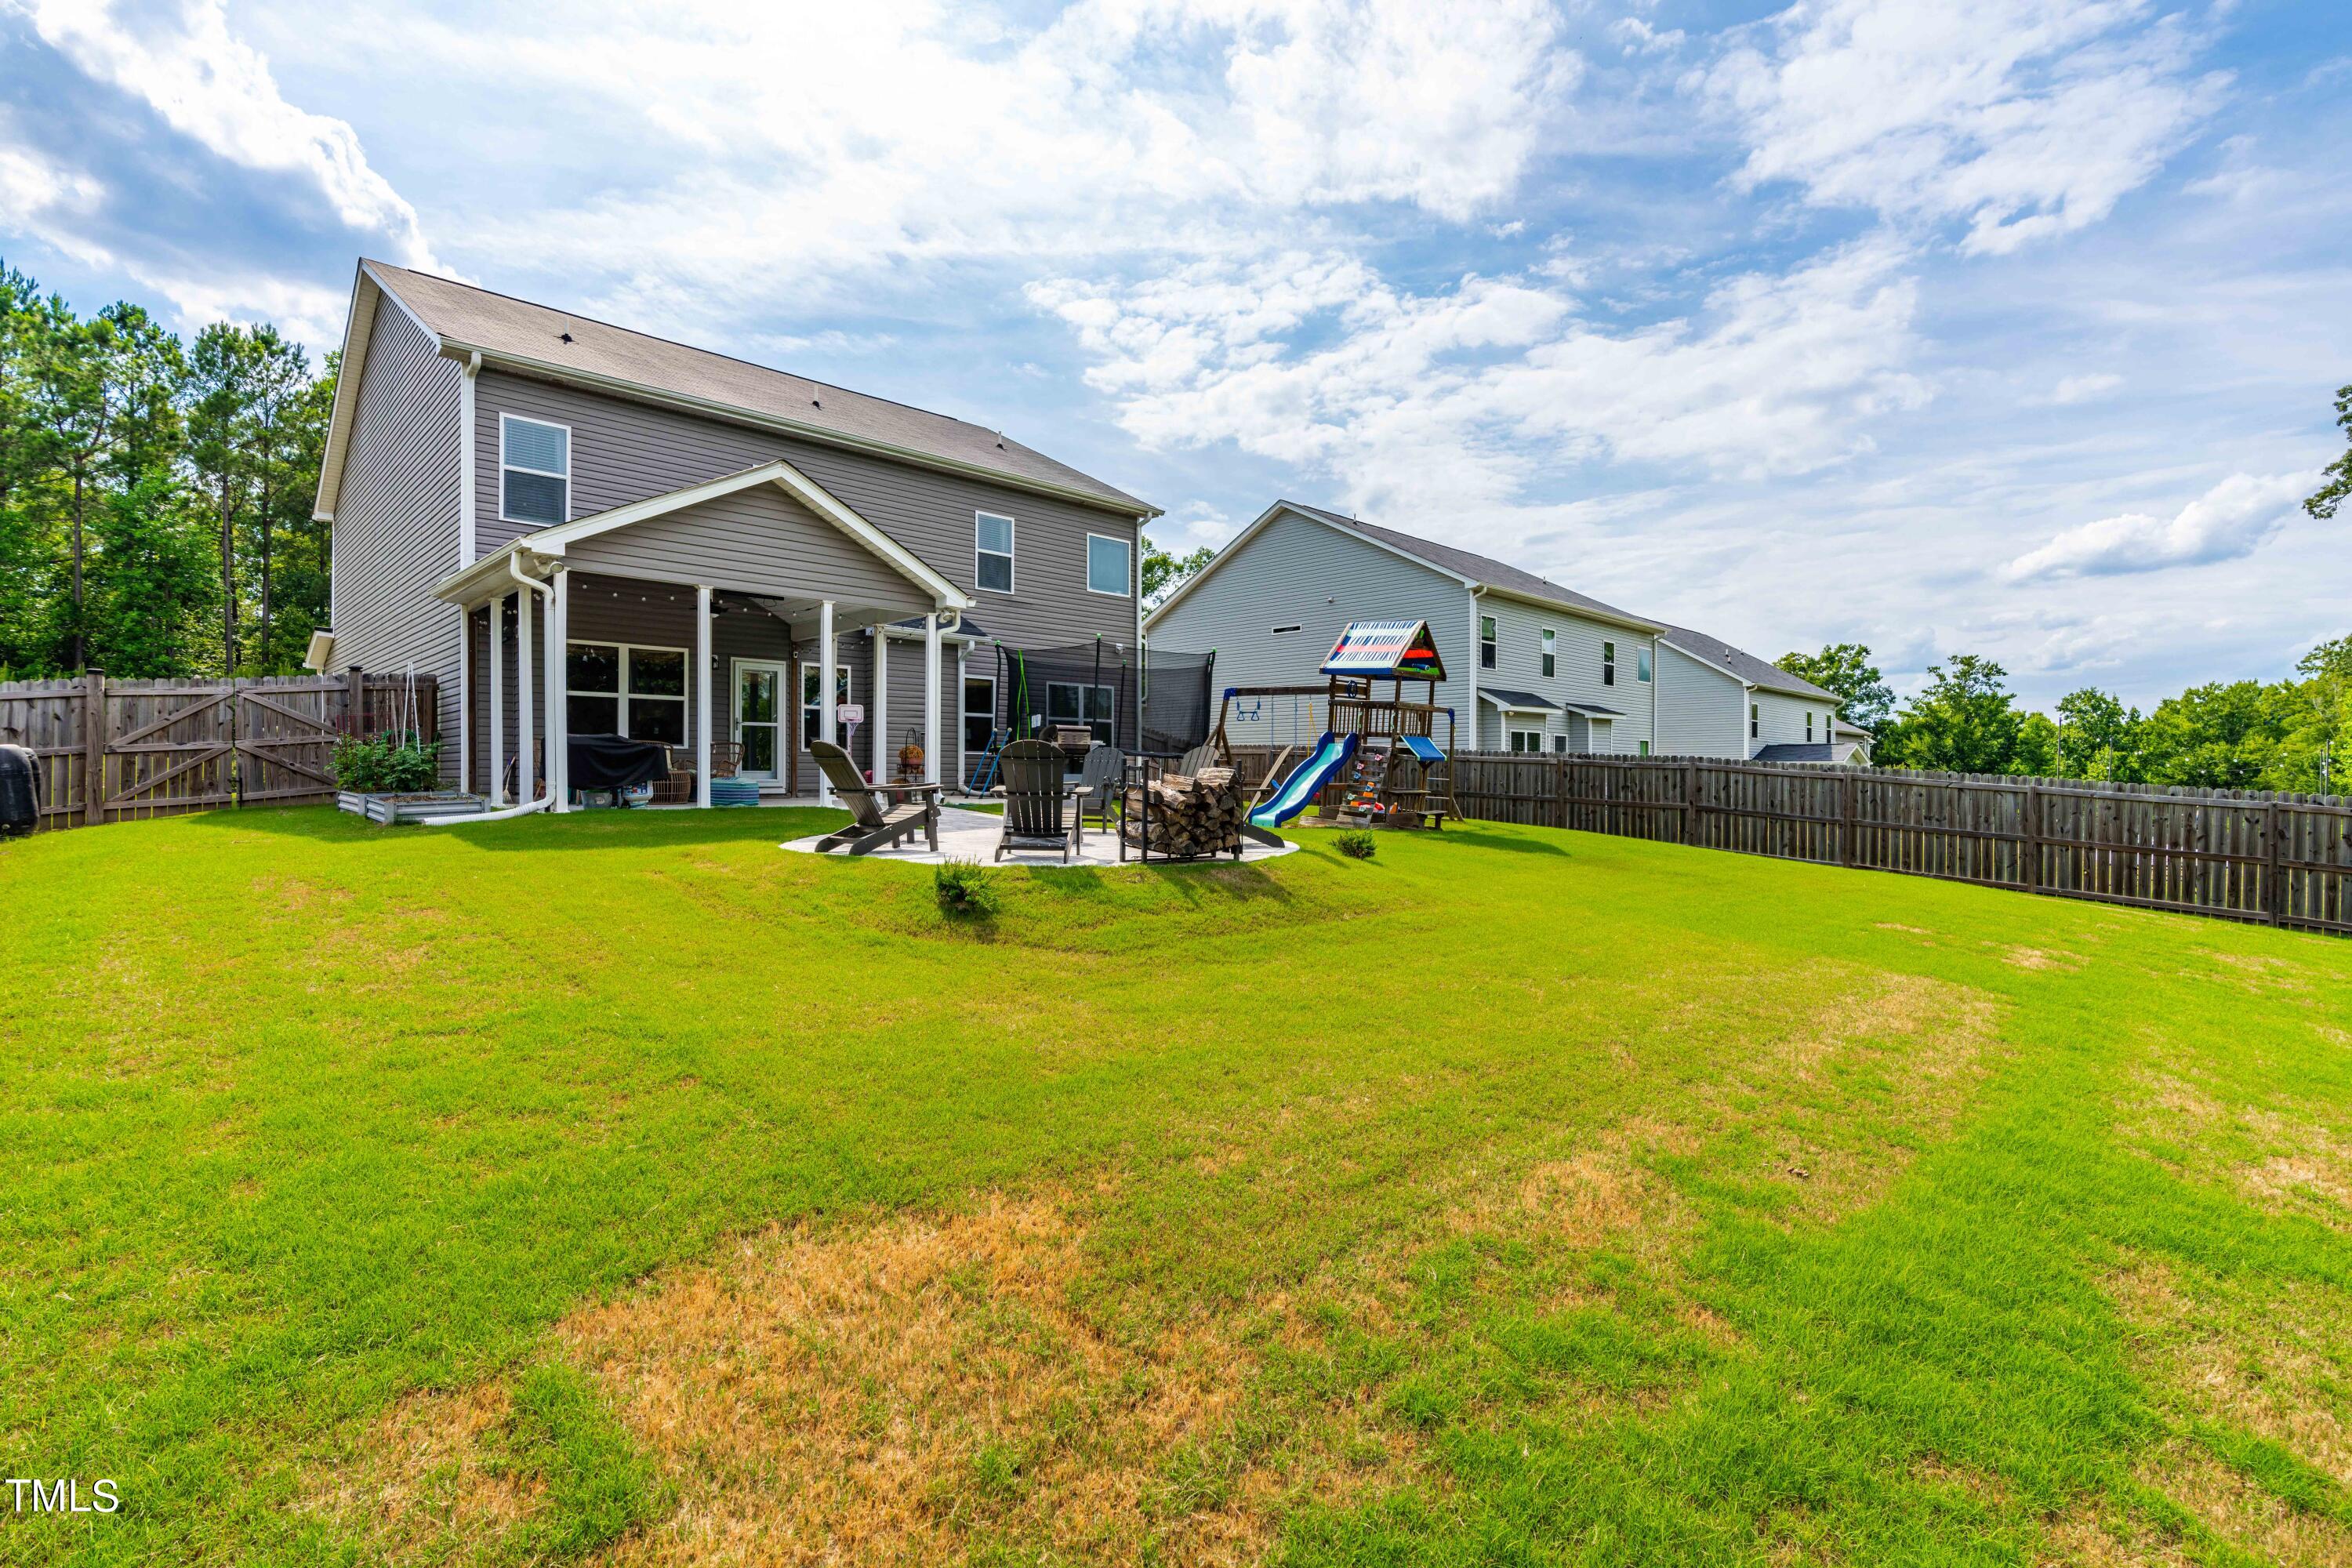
[695,585,713,809]
[871,624,889,784]
[817,599,837,808]
[549,568,569,810]
[923,610,942,787]
[457,606,473,793]
[516,585,535,802]
[488,595,506,805]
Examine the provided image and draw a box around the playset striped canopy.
[1320,619,1447,681]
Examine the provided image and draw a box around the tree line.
[1780,640,2350,794]
[0,261,333,681]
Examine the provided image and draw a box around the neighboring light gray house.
[1650,625,1844,761]
[312,260,1155,808]
[1145,501,1664,756]
[1146,499,1844,762]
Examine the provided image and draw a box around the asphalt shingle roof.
[366,261,1148,513]
[1279,502,1657,630]
[1479,688,1563,711]
[1653,623,1838,702]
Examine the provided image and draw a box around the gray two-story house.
[1145,499,1841,762]
[313,261,1156,808]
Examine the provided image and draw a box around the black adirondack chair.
[808,740,941,855]
[992,738,1085,862]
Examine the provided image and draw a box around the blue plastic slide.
[1250,731,1358,829]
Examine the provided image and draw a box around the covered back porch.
[435,459,973,813]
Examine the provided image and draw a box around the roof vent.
[811,397,820,408]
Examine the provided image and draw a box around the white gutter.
[430,557,555,822]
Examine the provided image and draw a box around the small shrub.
[935,858,1002,916]
[1332,830,1377,860]
[332,731,441,793]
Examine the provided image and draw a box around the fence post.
[1554,757,1567,830]
[1682,761,1698,846]
[2265,800,2284,925]
[82,668,106,827]
[2025,783,2043,894]
[344,665,366,737]
[1839,771,1857,867]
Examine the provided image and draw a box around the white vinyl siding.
[1653,641,1748,757]
[1752,689,1821,750]
[1473,594,1653,753]
[1145,508,1470,750]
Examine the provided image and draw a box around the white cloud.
[2048,372,2122,404]
[2004,470,2309,581]
[1611,17,1685,56]
[1701,0,2226,254]
[1035,234,1928,529]
[9,0,433,266]
[0,140,107,265]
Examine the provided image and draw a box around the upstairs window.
[1806,710,1815,742]
[1479,615,1497,669]
[500,415,569,526]
[1602,641,1617,686]
[975,512,1015,593]
[1638,647,1652,683]
[1086,533,1131,597]
[1541,628,1556,678]
[1751,701,1760,739]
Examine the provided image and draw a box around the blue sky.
[2,0,2344,707]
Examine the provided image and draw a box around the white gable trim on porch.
[433,458,974,612]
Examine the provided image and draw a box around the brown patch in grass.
[322,1380,537,1565]
[2031,1496,2190,1566]
[2003,945,2084,972]
[1875,922,1933,935]
[328,1189,1411,1567]
[2143,1446,2352,1568]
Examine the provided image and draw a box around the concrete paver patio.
[779,804,1299,867]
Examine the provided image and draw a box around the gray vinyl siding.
[473,371,1142,656]
[332,296,463,775]
[1474,594,1654,755]
[1146,510,1468,749]
[564,482,930,612]
[1753,688,1828,752]
[1653,643,1745,757]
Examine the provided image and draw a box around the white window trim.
[964,670,997,746]
[730,656,789,779]
[975,510,1016,595]
[1602,639,1617,687]
[1637,646,1652,683]
[1541,627,1556,679]
[1084,532,1133,598]
[1045,679,1116,742]
[1479,614,1497,669]
[499,413,572,527]
[566,639,686,741]
[1551,733,1570,754]
[1508,727,1546,754]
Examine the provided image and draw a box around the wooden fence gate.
[0,671,439,833]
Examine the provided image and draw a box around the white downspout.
[430,556,554,822]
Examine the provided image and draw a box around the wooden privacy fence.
[1225,746,2352,936]
[0,671,440,833]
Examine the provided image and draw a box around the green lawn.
[4,807,2350,1566]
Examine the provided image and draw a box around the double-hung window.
[1047,681,1115,745]
[1086,533,1131,597]
[803,666,851,747]
[1750,701,1760,739]
[500,415,569,525]
[1479,615,1497,670]
[975,512,1015,593]
[1541,628,1556,678]
[567,642,684,744]
[1602,641,1617,686]
[1806,711,1814,742]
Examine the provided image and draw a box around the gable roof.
[432,458,972,613]
[317,260,1152,524]
[1653,623,1837,701]
[1323,619,1446,681]
[1146,499,1659,633]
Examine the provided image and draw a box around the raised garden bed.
[336,790,491,825]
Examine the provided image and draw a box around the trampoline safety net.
[979,639,1215,757]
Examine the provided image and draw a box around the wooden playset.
[1212,619,1462,833]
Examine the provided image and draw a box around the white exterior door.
[733,659,786,781]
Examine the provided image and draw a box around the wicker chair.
[652,741,741,804]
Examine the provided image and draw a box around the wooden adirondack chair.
[1075,743,1124,834]
[992,738,1085,862]
[808,740,941,855]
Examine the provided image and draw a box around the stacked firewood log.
[1123,765,1246,857]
